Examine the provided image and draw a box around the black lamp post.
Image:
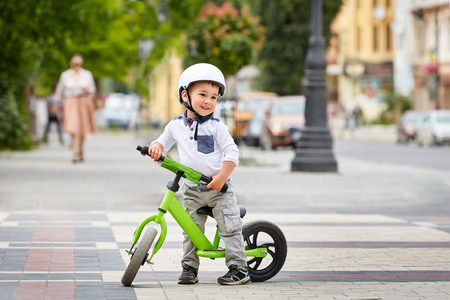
[291,0,337,172]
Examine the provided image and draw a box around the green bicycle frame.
[128,155,267,263]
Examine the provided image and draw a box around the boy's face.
[182,82,219,118]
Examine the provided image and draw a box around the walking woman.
[53,54,96,163]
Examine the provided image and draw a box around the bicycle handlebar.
[137,145,164,162]
[136,145,228,193]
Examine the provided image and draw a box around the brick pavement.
[1,210,450,299]
[1,131,450,299]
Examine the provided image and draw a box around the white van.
[103,93,140,129]
[416,110,450,146]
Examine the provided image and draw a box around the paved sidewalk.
[1,130,450,299]
[1,211,450,299]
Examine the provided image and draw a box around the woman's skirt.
[63,96,96,135]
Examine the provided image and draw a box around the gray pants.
[180,182,247,270]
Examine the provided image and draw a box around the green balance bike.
[121,145,287,286]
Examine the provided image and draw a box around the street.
[335,139,450,172]
[1,130,450,299]
[1,130,450,215]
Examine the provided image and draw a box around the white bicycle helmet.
[177,63,226,102]
[177,63,225,141]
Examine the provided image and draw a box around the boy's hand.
[148,143,163,161]
[207,174,227,192]
[207,161,236,191]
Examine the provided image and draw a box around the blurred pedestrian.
[42,87,63,145]
[53,54,96,163]
[342,106,350,130]
[352,105,362,129]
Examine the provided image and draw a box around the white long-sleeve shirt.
[153,112,239,179]
[54,68,96,102]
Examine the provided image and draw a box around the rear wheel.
[121,227,158,286]
[242,220,287,282]
[433,135,442,146]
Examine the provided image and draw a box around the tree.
[183,1,265,77]
[379,93,411,124]
[249,0,342,95]
[0,1,137,149]
[0,0,204,150]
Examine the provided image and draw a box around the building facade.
[327,0,396,121]
[148,49,184,126]
[408,0,450,110]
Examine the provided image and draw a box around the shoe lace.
[226,266,247,278]
[182,265,197,277]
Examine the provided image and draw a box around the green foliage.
[379,93,412,124]
[145,0,204,70]
[0,0,142,149]
[250,0,342,95]
[183,2,265,76]
[0,0,205,150]
[0,92,33,151]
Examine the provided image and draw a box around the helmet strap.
[186,89,195,113]
[182,88,213,141]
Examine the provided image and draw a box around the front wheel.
[121,227,158,286]
[242,220,287,282]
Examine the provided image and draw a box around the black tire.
[121,227,158,286]
[433,136,441,146]
[242,220,287,282]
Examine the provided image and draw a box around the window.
[415,17,426,57]
[271,102,305,115]
[386,25,391,51]
[373,26,378,52]
[357,27,361,51]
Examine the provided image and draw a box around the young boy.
[148,63,249,285]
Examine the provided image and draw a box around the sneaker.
[178,263,198,284]
[217,265,250,285]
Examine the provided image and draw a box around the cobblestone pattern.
[1,211,450,299]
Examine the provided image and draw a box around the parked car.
[397,110,426,144]
[416,110,450,146]
[103,93,140,129]
[232,92,277,144]
[244,107,266,147]
[260,96,306,150]
[213,98,235,133]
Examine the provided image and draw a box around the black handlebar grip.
[200,175,228,193]
[136,145,165,162]
[220,183,228,193]
[136,145,149,156]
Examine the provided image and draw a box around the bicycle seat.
[197,206,246,219]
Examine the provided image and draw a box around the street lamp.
[291,0,338,172]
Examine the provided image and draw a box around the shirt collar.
[182,111,213,127]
